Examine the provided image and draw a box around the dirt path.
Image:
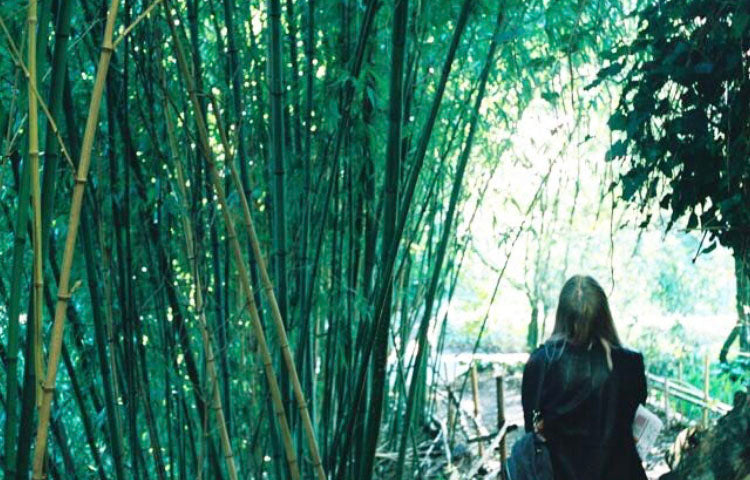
[434,360,678,479]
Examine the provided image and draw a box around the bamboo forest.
[0,0,748,478]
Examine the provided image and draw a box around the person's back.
[521,275,648,480]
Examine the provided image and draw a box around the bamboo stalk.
[3,109,32,480]
[0,15,75,170]
[332,1,473,469]
[31,1,121,477]
[394,8,505,477]
[211,91,327,480]
[62,66,127,480]
[162,6,302,479]
[1,15,32,480]
[111,0,163,49]
[366,0,409,477]
[27,0,45,408]
[164,91,239,480]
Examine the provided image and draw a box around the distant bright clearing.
[446,95,736,354]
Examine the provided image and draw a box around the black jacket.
[521,339,648,480]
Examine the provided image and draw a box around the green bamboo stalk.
[3,122,32,480]
[62,65,127,480]
[27,0,45,409]
[30,1,121,477]
[39,0,72,289]
[332,1,473,469]
[215,88,329,480]
[164,91,240,480]
[60,344,107,480]
[361,1,409,478]
[162,6,302,479]
[393,8,505,478]
[267,0,291,382]
[221,0,250,438]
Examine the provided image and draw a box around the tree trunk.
[735,238,750,351]
[528,303,540,350]
[661,392,750,480]
[721,238,750,362]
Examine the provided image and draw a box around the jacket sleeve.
[521,350,545,433]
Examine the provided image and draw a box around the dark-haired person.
[521,275,648,480]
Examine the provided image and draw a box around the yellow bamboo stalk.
[111,0,163,49]
[26,0,45,408]
[163,90,239,480]
[31,1,120,478]
[0,15,75,171]
[163,7,301,479]
[210,93,327,480]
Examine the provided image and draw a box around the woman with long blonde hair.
[520,275,648,480]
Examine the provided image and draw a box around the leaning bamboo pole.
[162,6,302,479]
[163,90,239,480]
[27,0,45,409]
[30,1,120,478]
[0,15,75,171]
[210,92,327,480]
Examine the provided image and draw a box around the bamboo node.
[42,384,56,393]
[101,43,114,53]
[57,292,72,301]
[74,177,88,185]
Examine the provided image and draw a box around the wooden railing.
[646,354,732,428]
[439,365,511,477]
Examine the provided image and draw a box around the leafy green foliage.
[601,0,750,251]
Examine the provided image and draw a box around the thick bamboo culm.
[162,6,303,479]
[27,0,45,408]
[163,95,238,480]
[31,0,120,478]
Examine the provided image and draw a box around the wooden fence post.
[447,386,455,447]
[496,375,506,468]
[703,353,710,428]
[663,378,670,427]
[677,358,684,419]
[471,362,483,455]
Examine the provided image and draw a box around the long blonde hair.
[551,275,621,368]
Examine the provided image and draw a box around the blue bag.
[506,423,553,480]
